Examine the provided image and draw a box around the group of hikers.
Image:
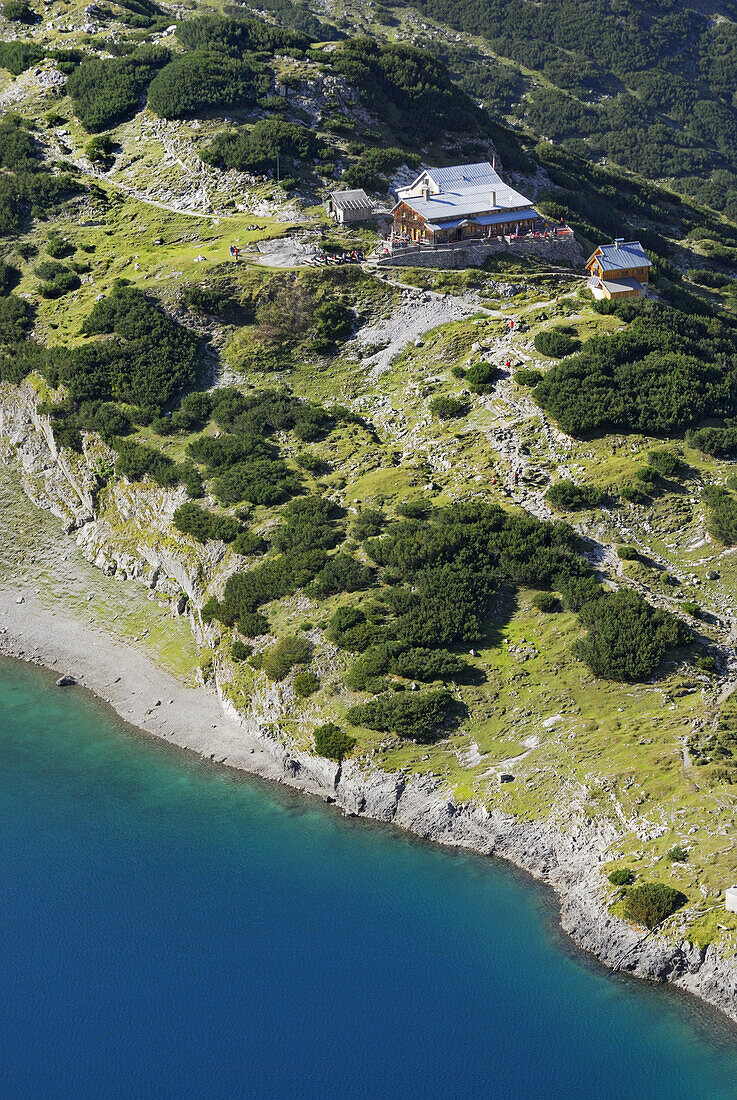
[228,231,267,260]
[305,248,365,267]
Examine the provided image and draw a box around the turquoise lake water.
[1,657,736,1098]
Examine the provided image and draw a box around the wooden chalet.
[586,240,651,299]
[391,162,538,245]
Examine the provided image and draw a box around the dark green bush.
[0,259,21,295]
[330,38,481,139]
[272,495,341,554]
[0,41,43,74]
[66,48,169,131]
[86,134,116,166]
[147,53,265,119]
[328,605,379,652]
[262,634,312,681]
[515,368,544,386]
[624,883,686,928]
[46,236,75,258]
[534,301,737,438]
[308,552,373,597]
[211,457,299,506]
[533,591,559,612]
[617,545,641,561]
[391,647,469,682]
[311,300,354,348]
[687,268,730,289]
[633,465,660,491]
[293,670,319,697]
[647,448,683,478]
[176,12,309,56]
[232,529,264,556]
[573,589,687,681]
[688,426,737,459]
[666,845,688,862]
[3,1,37,23]
[202,118,319,172]
[347,689,456,743]
[545,480,606,511]
[1,121,80,246]
[534,328,580,358]
[66,285,201,411]
[351,507,384,540]
[704,488,737,545]
[177,462,204,499]
[344,643,399,691]
[37,265,80,298]
[214,548,327,633]
[313,721,355,761]
[112,438,178,487]
[608,868,633,886]
[173,502,242,543]
[0,115,35,170]
[231,638,253,661]
[87,402,132,440]
[396,500,429,520]
[429,394,469,419]
[0,294,32,344]
[465,361,498,393]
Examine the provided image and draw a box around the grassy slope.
[1,0,736,947]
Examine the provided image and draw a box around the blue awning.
[473,211,535,226]
[428,210,536,232]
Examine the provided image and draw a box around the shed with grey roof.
[327,189,374,224]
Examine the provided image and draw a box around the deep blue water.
[1,659,736,1099]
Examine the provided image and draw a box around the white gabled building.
[392,161,538,244]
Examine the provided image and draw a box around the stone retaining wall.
[374,235,583,270]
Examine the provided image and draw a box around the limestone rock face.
[0,381,96,530]
[0,381,212,614]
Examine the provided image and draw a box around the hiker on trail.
[514,469,519,486]
[505,359,510,370]
[229,245,235,256]
[233,246,240,260]
[509,319,514,332]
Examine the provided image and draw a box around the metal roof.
[329,189,372,211]
[589,241,651,272]
[396,159,534,221]
[394,185,534,222]
[600,276,645,293]
[424,161,503,188]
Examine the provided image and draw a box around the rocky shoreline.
[0,586,735,1027]
[0,379,736,1027]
